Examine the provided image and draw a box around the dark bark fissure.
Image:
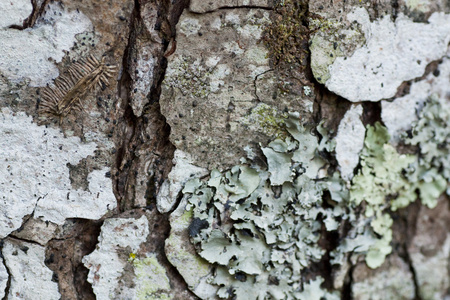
[361,101,382,127]
[45,219,103,300]
[396,201,422,300]
[404,244,422,300]
[0,240,12,300]
[110,0,197,297]
[341,262,355,300]
[150,210,200,299]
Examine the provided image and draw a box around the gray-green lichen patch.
[178,113,348,299]
[165,103,450,297]
[160,8,313,170]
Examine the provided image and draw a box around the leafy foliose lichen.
[403,93,449,205]
[344,121,447,268]
[182,113,348,299]
[346,123,415,268]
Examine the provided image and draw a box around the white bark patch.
[83,216,150,300]
[326,8,450,102]
[34,168,116,224]
[157,150,208,213]
[0,2,92,86]
[335,104,365,181]
[382,57,450,143]
[2,239,60,300]
[0,0,32,29]
[0,109,115,238]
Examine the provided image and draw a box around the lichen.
[130,255,172,300]
[346,123,413,268]
[172,101,449,298]
[308,10,366,84]
[241,103,289,138]
[345,121,447,268]
[182,113,346,299]
[403,93,449,204]
[164,55,211,98]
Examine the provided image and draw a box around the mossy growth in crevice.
[262,0,313,96]
[262,0,309,68]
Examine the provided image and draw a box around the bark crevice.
[0,240,12,300]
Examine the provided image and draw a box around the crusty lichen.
[164,56,211,98]
[242,103,288,138]
[129,255,172,300]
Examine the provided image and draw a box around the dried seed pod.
[39,55,117,122]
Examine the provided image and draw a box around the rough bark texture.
[0,0,449,299]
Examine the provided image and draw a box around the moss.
[262,0,309,68]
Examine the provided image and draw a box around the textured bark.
[0,0,448,299]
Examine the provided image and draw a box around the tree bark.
[0,0,448,299]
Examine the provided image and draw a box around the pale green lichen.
[347,123,415,268]
[130,255,172,300]
[182,113,346,299]
[403,93,449,205]
[296,277,340,300]
[346,121,447,268]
